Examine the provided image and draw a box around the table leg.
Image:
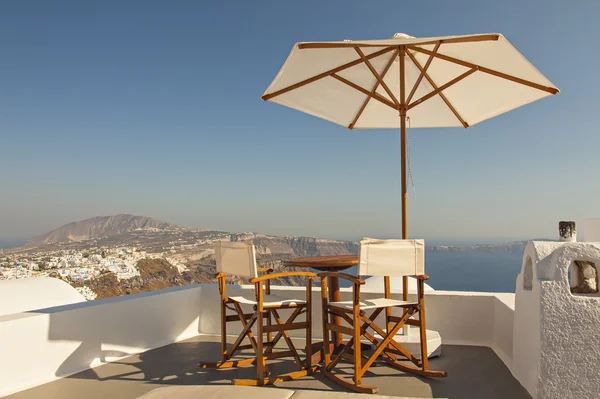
[328,276,341,347]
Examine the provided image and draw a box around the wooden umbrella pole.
[399,46,409,302]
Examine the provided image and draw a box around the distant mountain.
[25,214,183,248]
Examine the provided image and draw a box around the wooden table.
[284,255,359,348]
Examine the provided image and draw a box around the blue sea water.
[342,250,524,293]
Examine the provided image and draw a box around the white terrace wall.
[0,281,515,397]
[0,284,204,397]
[0,277,86,316]
[198,284,514,367]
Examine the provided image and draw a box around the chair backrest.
[358,238,425,277]
[215,241,258,279]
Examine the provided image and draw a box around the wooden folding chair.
[319,238,446,394]
[198,241,316,386]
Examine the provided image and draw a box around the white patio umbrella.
[262,33,558,296]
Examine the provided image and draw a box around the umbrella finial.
[392,33,415,39]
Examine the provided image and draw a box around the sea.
[342,250,524,293]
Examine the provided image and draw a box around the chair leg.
[305,278,313,373]
[199,307,259,369]
[209,277,315,386]
[234,305,314,387]
[271,309,303,368]
[221,299,228,363]
[384,276,392,353]
[321,279,331,367]
[266,309,273,346]
[321,367,378,394]
[321,304,447,394]
[320,306,377,394]
[353,296,362,386]
[256,307,265,385]
[418,278,429,370]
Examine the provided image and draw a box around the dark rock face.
[74,258,216,299]
[571,260,598,294]
[78,234,361,299]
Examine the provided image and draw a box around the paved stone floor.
[7,335,530,399]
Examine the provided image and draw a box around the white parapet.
[197,284,514,367]
[0,282,516,397]
[513,241,600,399]
[0,284,203,397]
[0,277,86,317]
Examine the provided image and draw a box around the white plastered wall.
[198,284,513,366]
[0,277,86,316]
[513,241,600,399]
[513,241,565,397]
[537,243,600,399]
[0,284,203,397]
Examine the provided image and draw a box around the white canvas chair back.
[215,241,258,279]
[358,238,425,277]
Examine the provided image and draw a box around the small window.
[569,260,598,294]
[523,257,533,291]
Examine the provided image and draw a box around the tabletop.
[283,255,358,270]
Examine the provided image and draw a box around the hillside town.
[0,229,233,300]
[0,214,365,301]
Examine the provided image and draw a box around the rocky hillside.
[236,233,359,258]
[25,214,182,248]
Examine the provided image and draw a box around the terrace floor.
[7,335,530,399]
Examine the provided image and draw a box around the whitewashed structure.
[513,240,600,398]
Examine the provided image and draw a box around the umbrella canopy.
[262,33,558,298]
[262,33,558,129]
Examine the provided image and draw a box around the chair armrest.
[250,271,316,283]
[257,267,274,274]
[317,272,365,285]
[415,274,430,281]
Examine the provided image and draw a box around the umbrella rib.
[408,67,478,110]
[405,50,469,128]
[331,74,397,111]
[407,45,559,95]
[262,47,396,101]
[406,42,441,105]
[297,34,500,49]
[349,49,399,129]
[355,48,399,107]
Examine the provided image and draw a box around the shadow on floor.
[7,335,530,399]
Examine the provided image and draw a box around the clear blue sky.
[1,0,598,246]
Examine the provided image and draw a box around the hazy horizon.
[0,211,553,250]
[1,1,598,245]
